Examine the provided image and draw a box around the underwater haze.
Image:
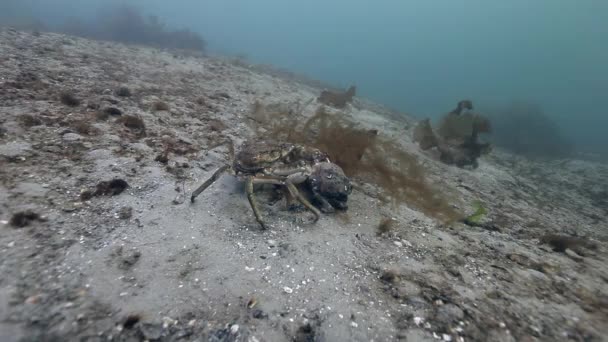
[2,0,607,158]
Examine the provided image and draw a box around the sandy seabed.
[0,29,607,341]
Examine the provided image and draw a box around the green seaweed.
[464,201,487,224]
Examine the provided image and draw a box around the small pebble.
[393,241,403,247]
[283,286,293,294]
[62,133,82,142]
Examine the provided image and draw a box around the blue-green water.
[2,0,607,157]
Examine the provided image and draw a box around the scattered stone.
[62,132,83,142]
[539,234,597,254]
[18,114,42,128]
[80,189,95,201]
[122,314,141,329]
[62,202,83,213]
[116,248,141,270]
[9,210,46,228]
[209,325,239,342]
[94,179,129,196]
[103,106,123,116]
[394,241,403,247]
[117,115,146,134]
[212,92,231,100]
[96,107,123,120]
[155,150,169,164]
[195,97,207,106]
[295,323,315,342]
[24,294,42,305]
[251,309,268,319]
[139,322,163,340]
[207,119,227,132]
[0,141,32,160]
[380,269,399,283]
[59,91,80,107]
[174,328,194,339]
[87,102,100,110]
[118,206,133,219]
[435,304,464,325]
[162,317,177,329]
[283,286,293,294]
[14,182,48,198]
[151,101,170,112]
[564,249,584,261]
[71,119,99,136]
[230,324,239,334]
[377,217,396,235]
[506,253,531,267]
[115,86,132,97]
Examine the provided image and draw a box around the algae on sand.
[464,201,487,225]
[250,102,462,222]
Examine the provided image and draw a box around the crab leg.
[285,181,321,223]
[191,164,230,202]
[245,176,279,230]
[245,177,264,229]
[267,167,308,176]
[310,189,336,213]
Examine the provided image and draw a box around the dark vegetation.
[412,119,437,150]
[61,5,206,52]
[115,86,132,97]
[116,115,146,137]
[0,4,206,52]
[18,114,42,128]
[9,210,45,228]
[154,136,200,165]
[539,234,598,254]
[484,102,572,159]
[122,314,142,330]
[71,119,100,136]
[377,217,396,235]
[414,102,492,168]
[251,101,462,222]
[95,179,129,196]
[151,101,170,112]
[97,106,123,120]
[317,85,356,109]
[59,91,81,107]
[380,269,399,284]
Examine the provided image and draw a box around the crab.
[190,140,352,229]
